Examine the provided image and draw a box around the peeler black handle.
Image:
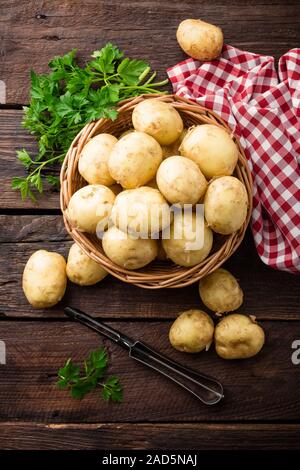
[130,341,224,405]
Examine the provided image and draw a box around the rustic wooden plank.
[1,422,300,450]
[1,1,299,104]
[0,110,60,209]
[0,320,299,422]
[0,216,299,319]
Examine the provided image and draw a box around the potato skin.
[162,211,213,267]
[176,19,223,61]
[214,314,265,359]
[22,250,67,308]
[108,131,162,189]
[179,124,238,179]
[199,268,243,313]
[67,184,115,234]
[102,226,158,270]
[204,176,248,235]
[66,243,108,286]
[111,186,171,236]
[169,309,214,353]
[156,155,207,205]
[78,133,117,186]
[132,99,183,145]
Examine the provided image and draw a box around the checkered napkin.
[167,45,300,274]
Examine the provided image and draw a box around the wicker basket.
[60,94,252,289]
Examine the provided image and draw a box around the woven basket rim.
[60,94,253,288]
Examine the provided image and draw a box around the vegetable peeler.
[64,307,224,405]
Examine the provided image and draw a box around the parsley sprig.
[12,42,168,200]
[57,347,123,403]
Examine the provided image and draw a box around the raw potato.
[215,314,265,359]
[204,176,248,234]
[199,268,243,313]
[132,99,184,145]
[179,124,238,179]
[111,186,171,236]
[66,243,108,286]
[156,155,207,205]
[22,250,67,308]
[67,184,115,233]
[108,131,162,189]
[169,309,214,353]
[78,133,117,186]
[102,225,158,270]
[162,211,213,267]
[176,19,223,61]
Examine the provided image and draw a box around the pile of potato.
[63,98,249,272]
[169,268,265,360]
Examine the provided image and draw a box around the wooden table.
[0,0,300,451]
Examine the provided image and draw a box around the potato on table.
[132,98,183,145]
[66,243,108,286]
[169,309,214,353]
[22,250,67,308]
[214,314,265,359]
[199,268,243,314]
[176,19,223,61]
[108,131,162,189]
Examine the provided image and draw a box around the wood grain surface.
[0,0,299,451]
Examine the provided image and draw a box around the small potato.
[78,133,117,186]
[176,19,223,61]
[215,314,265,359]
[67,184,115,234]
[199,268,243,314]
[66,243,108,286]
[179,124,238,179]
[156,156,207,205]
[22,250,67,308]
[162,211,213,267]
[102,225,158,270]
[132,99,183,145]
[108,131,162,189]
[111,187,171,236]
[204,176,248,235]
[169,309,214,353]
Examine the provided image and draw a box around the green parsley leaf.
[13,42,168,200]
[57,347,122,403]
[102,376,123,403]
[118,58,149,85]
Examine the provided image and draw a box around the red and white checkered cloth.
[167,45,300,274]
